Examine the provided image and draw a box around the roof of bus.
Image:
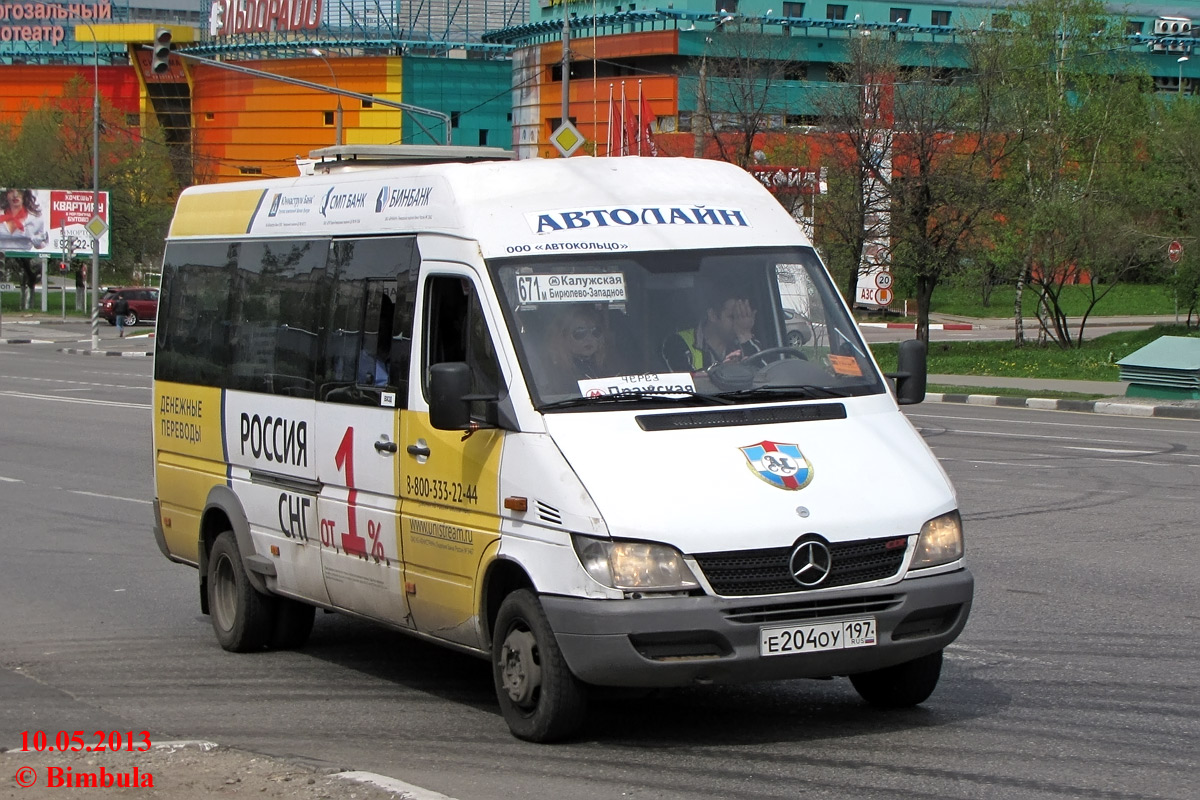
[167,156,809,259]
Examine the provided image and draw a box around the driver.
[661,291,761,372]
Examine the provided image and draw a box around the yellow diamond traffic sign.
[550,120,584,158]
[85,215,108,239]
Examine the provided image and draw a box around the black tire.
[270,598,315,650]
[492,589,587,742]
[207,530,275,652]
[850,650,943,708]
[106,317,116,326]
[125,311,139,327]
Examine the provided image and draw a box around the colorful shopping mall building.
[1,1,1198,183]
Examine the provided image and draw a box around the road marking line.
[0,373,150,390]
[0,390,150,410]
[0,475,24,483]
[910,410,1200,436]
[923,426,1143,446]
[68,490,150,505]
[953,460,1058,468]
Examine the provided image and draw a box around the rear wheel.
[207,531,275,652]
[492,589,587,742]
[850,650,943,708]
[124,311,139,327]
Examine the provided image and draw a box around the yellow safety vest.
[677,328,704,370]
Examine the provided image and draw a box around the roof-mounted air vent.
[302,144,515,175]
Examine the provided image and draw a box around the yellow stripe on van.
[168,189,267,238]
[154,382,227,562]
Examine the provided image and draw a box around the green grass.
[871,325,1200,381]
[926,283,1177,319]
[1,293,89,317]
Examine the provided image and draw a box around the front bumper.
[540,568,973,687]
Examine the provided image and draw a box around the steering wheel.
[740,346,809,365]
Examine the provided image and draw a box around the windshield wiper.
[716,385,853,402]
[538,389,733,411]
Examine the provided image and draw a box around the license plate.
[759,618,877,657]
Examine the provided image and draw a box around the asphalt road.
[0,343,1196,799]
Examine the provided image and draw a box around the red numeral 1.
[334,427,368,557]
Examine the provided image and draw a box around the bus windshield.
[491,246,885,409]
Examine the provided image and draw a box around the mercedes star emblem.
[789,540,832,587]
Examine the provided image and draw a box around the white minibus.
[152,147,972,741]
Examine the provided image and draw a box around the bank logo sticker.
[740,441,813,490]
[320,186,370,217]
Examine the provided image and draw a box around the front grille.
[723,594,904,625]
[694,537,908,596]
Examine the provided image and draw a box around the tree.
[885,41,1013,344]
[2,76,178,307]
[1148,90,1200,327]
[978,0,1154,347]
[810,35,901,305]
[689,19,796,168]
[809,30,1015,342]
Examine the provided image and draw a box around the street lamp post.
[73,18,102,351]
[91,34,100,352]
[1178,55,1189,96]
[311,49,343,146]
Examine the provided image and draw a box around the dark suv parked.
[100,287,159,327]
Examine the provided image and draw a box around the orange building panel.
[0,65,140,118]
[543,30,680,61]
[191,57,405,182]
[528,39,679,158]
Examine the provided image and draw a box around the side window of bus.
[319,237,418,406]
[423,275,502,402]
[227,240,328,398]
[155,241,241,387]
[156,236,417,403]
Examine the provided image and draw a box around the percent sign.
[366,519,386,559]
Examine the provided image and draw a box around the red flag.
[622,89,636,156]
[611,91,624,156]
[640,94,657,156]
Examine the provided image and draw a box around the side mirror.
[428,362,472,430]
[887,338,927,405]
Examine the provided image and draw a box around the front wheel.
[207,530,275,652]
[849,649,943,708]
[492,589,587,742]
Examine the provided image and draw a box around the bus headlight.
[572,535,699,592]
[911,510,964,569]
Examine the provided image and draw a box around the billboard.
[0,188,110,259]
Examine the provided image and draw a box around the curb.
[59,346,153,357]
[860,322,974,330]
[337,770,457,799]
[0,338,52,345]
[928,391,1200,419]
